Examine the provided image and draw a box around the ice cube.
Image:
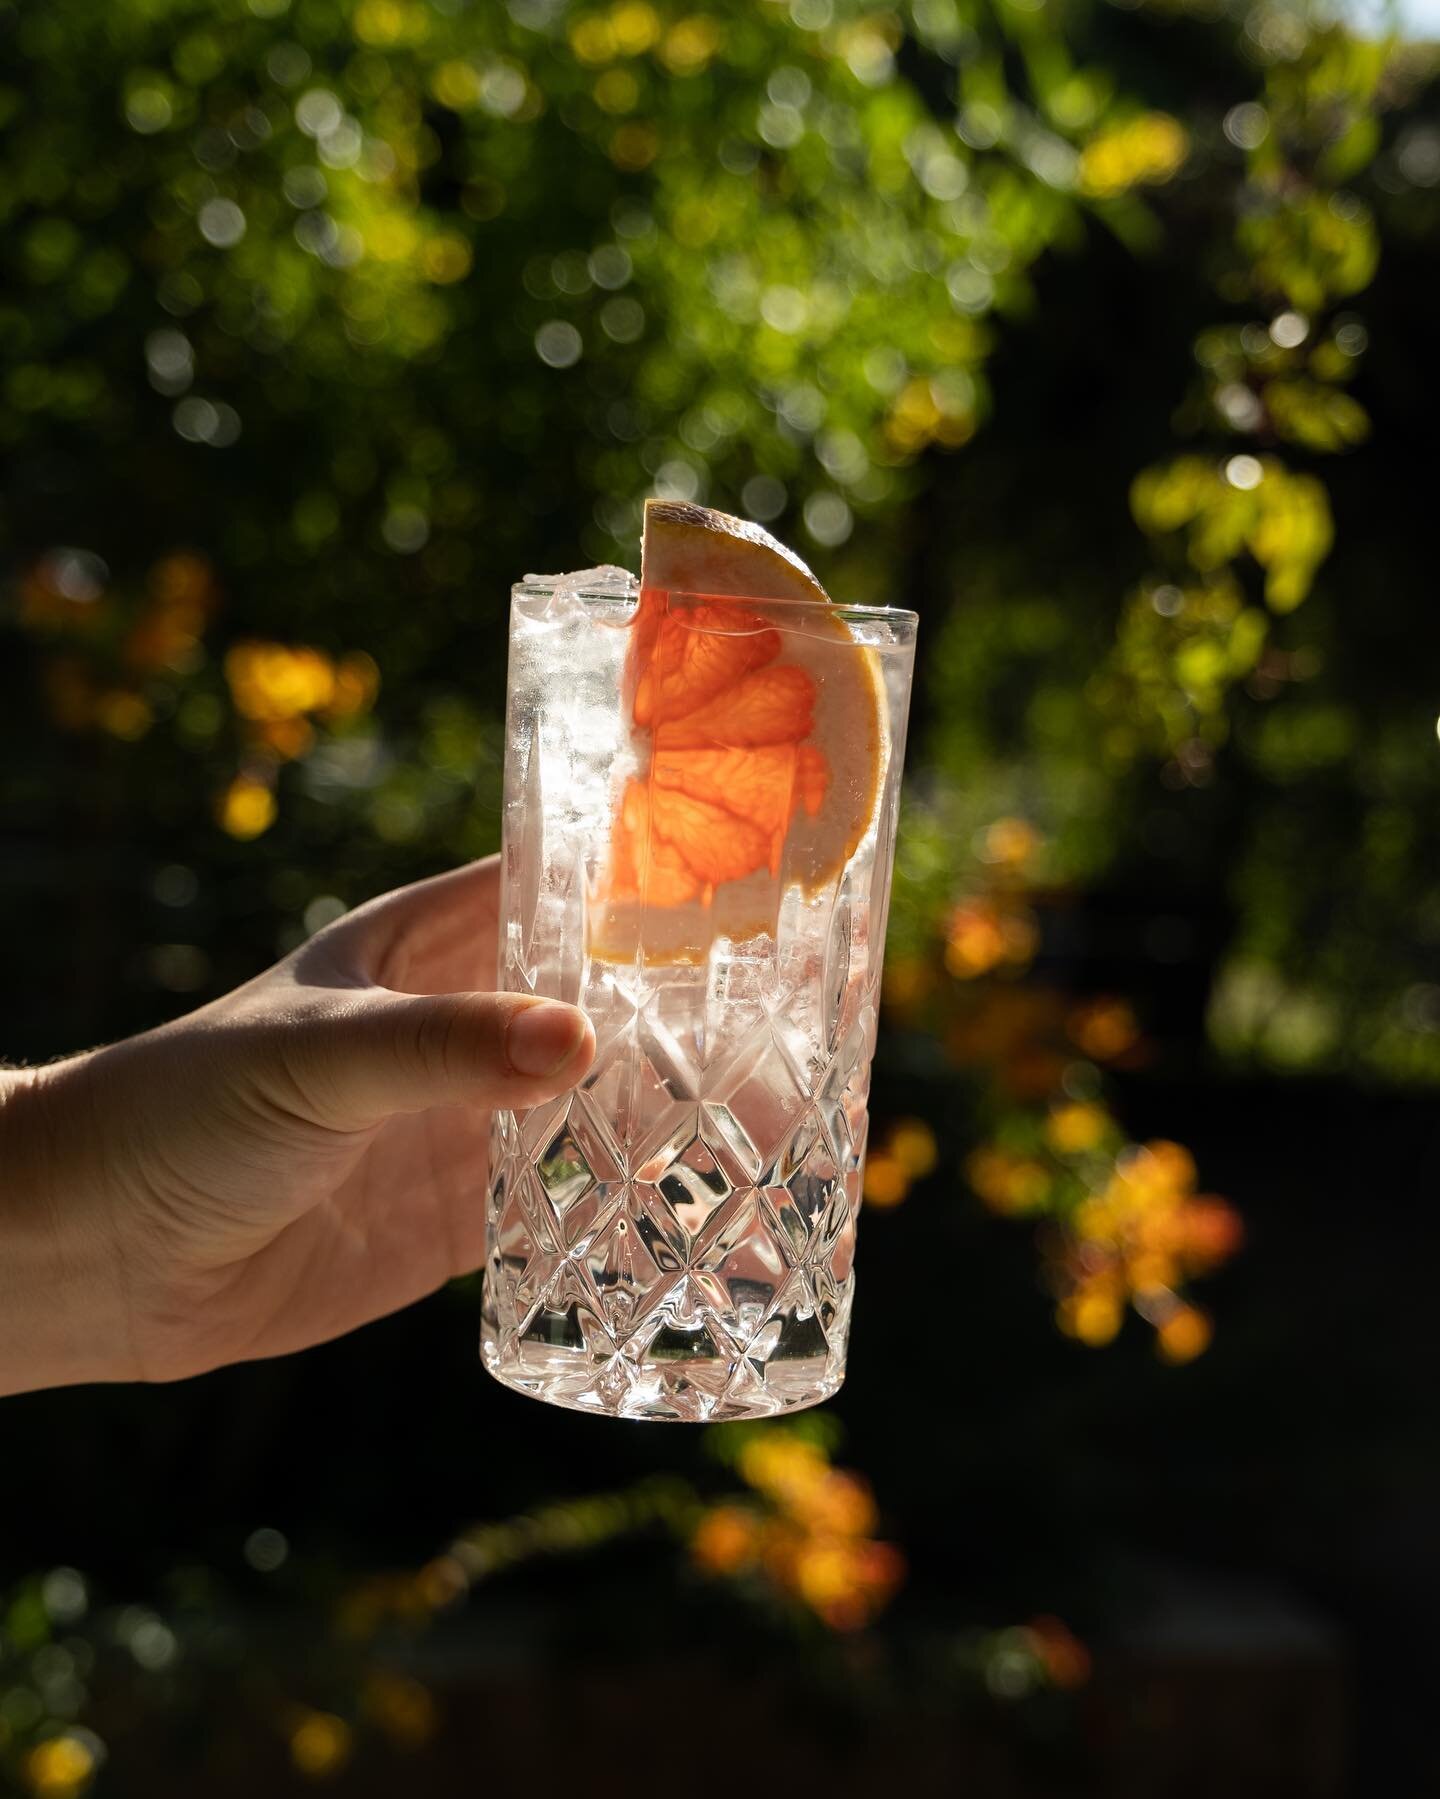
[525,563,637,598]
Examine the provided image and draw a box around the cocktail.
[482,500,917,1421]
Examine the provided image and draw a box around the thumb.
[283,990,595,1130]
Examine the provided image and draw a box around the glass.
[481,572,917,1421]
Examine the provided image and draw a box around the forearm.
[0,1061,137,1396]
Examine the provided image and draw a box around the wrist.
[0,1059,139,1395]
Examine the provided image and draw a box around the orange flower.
[862,1153,909,1209]
[792,1537,905,1631]
[251,717,316,761]
[226,642,338,722]
[1025,1614,1092,1689]
[323,651,380,719]
[966,1149,1050,1216]
[1157,1303,1212,1363]
[124,553,217,673]
[945,901,1010,978]
[362,1673,438,1749]
[691,1505,761,1575]
[803,1470,879,1539]
[881,955,935,1014]
[1178,1196,1244,1269]
[1067,998,1140,1062]
[979,817,1042,871]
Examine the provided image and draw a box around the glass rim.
[512,580,919,627]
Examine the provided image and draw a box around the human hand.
[0,856,594,1395]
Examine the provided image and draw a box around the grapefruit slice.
[589,499,885,961]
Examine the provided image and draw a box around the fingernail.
[507,1002,586,1079]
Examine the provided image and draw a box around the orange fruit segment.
[590,499,884,961]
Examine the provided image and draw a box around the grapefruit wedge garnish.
[590,499,884,961]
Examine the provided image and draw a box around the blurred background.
[3,0,1438,1790]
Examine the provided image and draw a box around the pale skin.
[0,856,595,1398]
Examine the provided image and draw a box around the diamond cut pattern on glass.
[486,871,887,1416]
[712,1025,810,1163]
[536,1120,595,1213]
[657,1134,731,1241]
[518,1264,613,1366]
[693,1197,789,1340]
[584,1203,661,1338]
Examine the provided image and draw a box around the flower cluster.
[969,1614,1092,1699]
[862,1117,938,1209]
[1055,1140,1244,1360]
[219,641,378,838]
[23,551,218,744]
[882,811,1239,1357]
[14,546,379,846]
[690,1428,904,1633]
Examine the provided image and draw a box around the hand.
[0,856,594,1395]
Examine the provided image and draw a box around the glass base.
[482,1080,863,1422]
[481,1328,845,1423]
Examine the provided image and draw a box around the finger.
[279,988,595,1131]
[307,856,502,995]
[350,854,501,934]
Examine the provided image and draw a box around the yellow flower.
[353,0,427,46]
[1157,1304,1212,1364]
[611,0,661,53]
[225,642,336,722]
[569,15,617,62]
[95,689,154,741]
[431,60,482,110]
[1062,1286,1123,1346]
[886,375,975,455]
[1079,113,1188,198]
[1045,1102,1108,1155]
[889,1118,938,1179]
[660,16,722,74]
[737,1434,829,1509]
[1142,1139,1197,1192]
[218,774,277,840]
[790,1536,904,1631]
[368,216,420,263]
[980,817,1041,869]
[25,1735,96,1798]
[966,1149,1050,1215]
[289,1712,352,1779]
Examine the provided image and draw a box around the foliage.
[0,1427,1014,1793]
[4,0,1440,1781]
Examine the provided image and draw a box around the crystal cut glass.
[482,572,917,1420]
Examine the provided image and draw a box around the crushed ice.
[524,563,638,618]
